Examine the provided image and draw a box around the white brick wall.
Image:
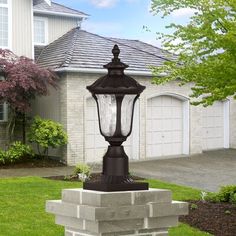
[60,72,236,166]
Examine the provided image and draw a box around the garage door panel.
[86,135,95,148]
[162,143,173,156]
[152,132,162,144]
[146,95,184,158]
[202,101,226,150]
[162,107,172,118]
[147,132,152,145]
[146,120,152,132]
[172,119,182,130]
[172,131,182,143]
[147,107,152,118]
[162,96,172,106]
[152,144,162,157]
[162,131,172,143]
[152,107,162,119]
[172,107,182,118]
[87,121,95,134]
[162,119,172,131]
[152,120,162,131]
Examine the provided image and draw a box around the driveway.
[130,149,236,192]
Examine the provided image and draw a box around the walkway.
[0,149,235,192]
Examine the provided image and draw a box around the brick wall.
[31,72,236,166]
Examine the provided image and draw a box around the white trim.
[55,67,155,77]
[33,9,88,19]
[31,0,34,59]
[0,0,12,50]
[33,16,48,46]
[8,0,12,50]
[146,92,190,157]
[223,100,230,148]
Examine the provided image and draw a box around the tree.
[0,49,58,143]
[150,0,236,106]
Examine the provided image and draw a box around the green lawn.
[0,177,211,236]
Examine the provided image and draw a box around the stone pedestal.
[46,188,188,236]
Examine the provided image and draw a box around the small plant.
[190,203,198,210]
[28,116,68,157]
[225,210,231,215]
[200,191,208,202]
[0,141,34,165]
[74,163,91,182]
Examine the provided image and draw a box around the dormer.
[33,0,51,6]
[33,1,88,46]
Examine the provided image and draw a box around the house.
[0,0,236,166]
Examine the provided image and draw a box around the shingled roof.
[36,28,175,74]
[33,1,88,18]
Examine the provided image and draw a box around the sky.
[54,0,193,48]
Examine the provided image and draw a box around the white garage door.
[146,95,184,158]
[202,101,228,150]
[85,97,139,163]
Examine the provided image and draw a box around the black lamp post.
[83,45,149,192]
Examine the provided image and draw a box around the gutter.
[54,67,157,77]
[33,9,88,19]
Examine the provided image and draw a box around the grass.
[0,177,211,236]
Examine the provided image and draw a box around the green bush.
[0,149,6,165]
[28,116,68,157]
[0,141,34,165]
[74,163,91,177]
[206,185,236,204]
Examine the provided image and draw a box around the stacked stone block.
[46,188,188,236]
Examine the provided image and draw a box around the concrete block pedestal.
[46,188,188,236]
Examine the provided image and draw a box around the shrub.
[0,149,6,165]
[0,141,34,165]
[28,116,68,157]
[6,141,34,163]
[206,185,236,204]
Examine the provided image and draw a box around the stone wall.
[46,188,188,236]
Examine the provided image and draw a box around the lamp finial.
[112,45,120,62]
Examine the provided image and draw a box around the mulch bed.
[0,157,65,169]
[180,200,236,236]
[46,173,144,182]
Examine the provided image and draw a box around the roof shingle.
[36,28,175,73]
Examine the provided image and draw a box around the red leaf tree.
[0,49,58,143]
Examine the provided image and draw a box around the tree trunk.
[22,113,26,144]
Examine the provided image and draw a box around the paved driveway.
[130,149,236,192]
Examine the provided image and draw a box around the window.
[34,17,48,45]
[0,103,7,121]
[0,0,9,48]
[0,103,4,121]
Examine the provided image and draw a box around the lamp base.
[83,181,148,192]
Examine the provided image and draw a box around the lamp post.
[84,45,149,192]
